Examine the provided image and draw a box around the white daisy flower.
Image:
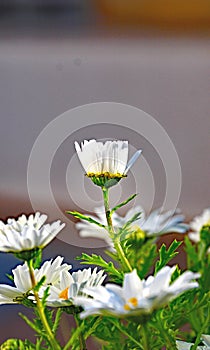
[76,206,188,248]
[75,139,142,187]
[0,256,71,305]
[189,208,210,243]
[114,206,188,236]
[0,212,65,253]
[42,267,106,307]
[176,334,210,350]
[74,266,200,318]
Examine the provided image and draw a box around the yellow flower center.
[124,297,138,311]
[124,303,131,311]
[87,172,126,179]
[59,287,69,300]
[128,297,138,307]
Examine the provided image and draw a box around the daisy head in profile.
[40,267,106,308]
[74,139,142,188]
[0,212,65,260]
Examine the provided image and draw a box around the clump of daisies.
[0,139,209,350]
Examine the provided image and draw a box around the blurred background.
[0,0,210,345]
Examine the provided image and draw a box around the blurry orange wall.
[95,0,210,29]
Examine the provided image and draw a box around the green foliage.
[52,309,63,335]
[19,312,46,338]
[33,248,42,269]
[62,316,101,350]
[42,286,50,307]
[93,318,143,350]
[200,225,210,248]
[14,248,42,263]
[66,211,106,228]
[61,305,82,315]
[155,240,182,274]
[93,318,122,343]
[76,253,124,283]
[20,295,61,349]
[151,310,178,349]
[34,276,46,292]
[111,194,137,214]
[118,212,142,239]
[123,234,157,278]
[0,338,37,350]
[185,236,199,270]
[185,236,210,292]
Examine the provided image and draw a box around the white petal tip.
[124,149,142,174]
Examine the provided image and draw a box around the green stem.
[63,316,101,350]
[141,323,150,350]
[102,186,132,272]
[63,322,85,350]
[74,313,87,350]
[102,186,114,233]
[27,260,61,350]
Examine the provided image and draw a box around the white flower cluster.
[0,212,65,253]
[74,267,200,318]
[0,139,207,349]
[0,258,199,318]
[0,257,106,306]
[0,256,70,304]
[43,267,106,307]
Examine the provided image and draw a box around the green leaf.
[76,253,123,283]
[155,240,182,274]
[19,313,44,336]
[33,248,42,269]
[34,276,46,292]
[66,211,106,229]
[5,273,14,282]
[42,286,50,304]
[111,194,137,214]
[52,309,63,335]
